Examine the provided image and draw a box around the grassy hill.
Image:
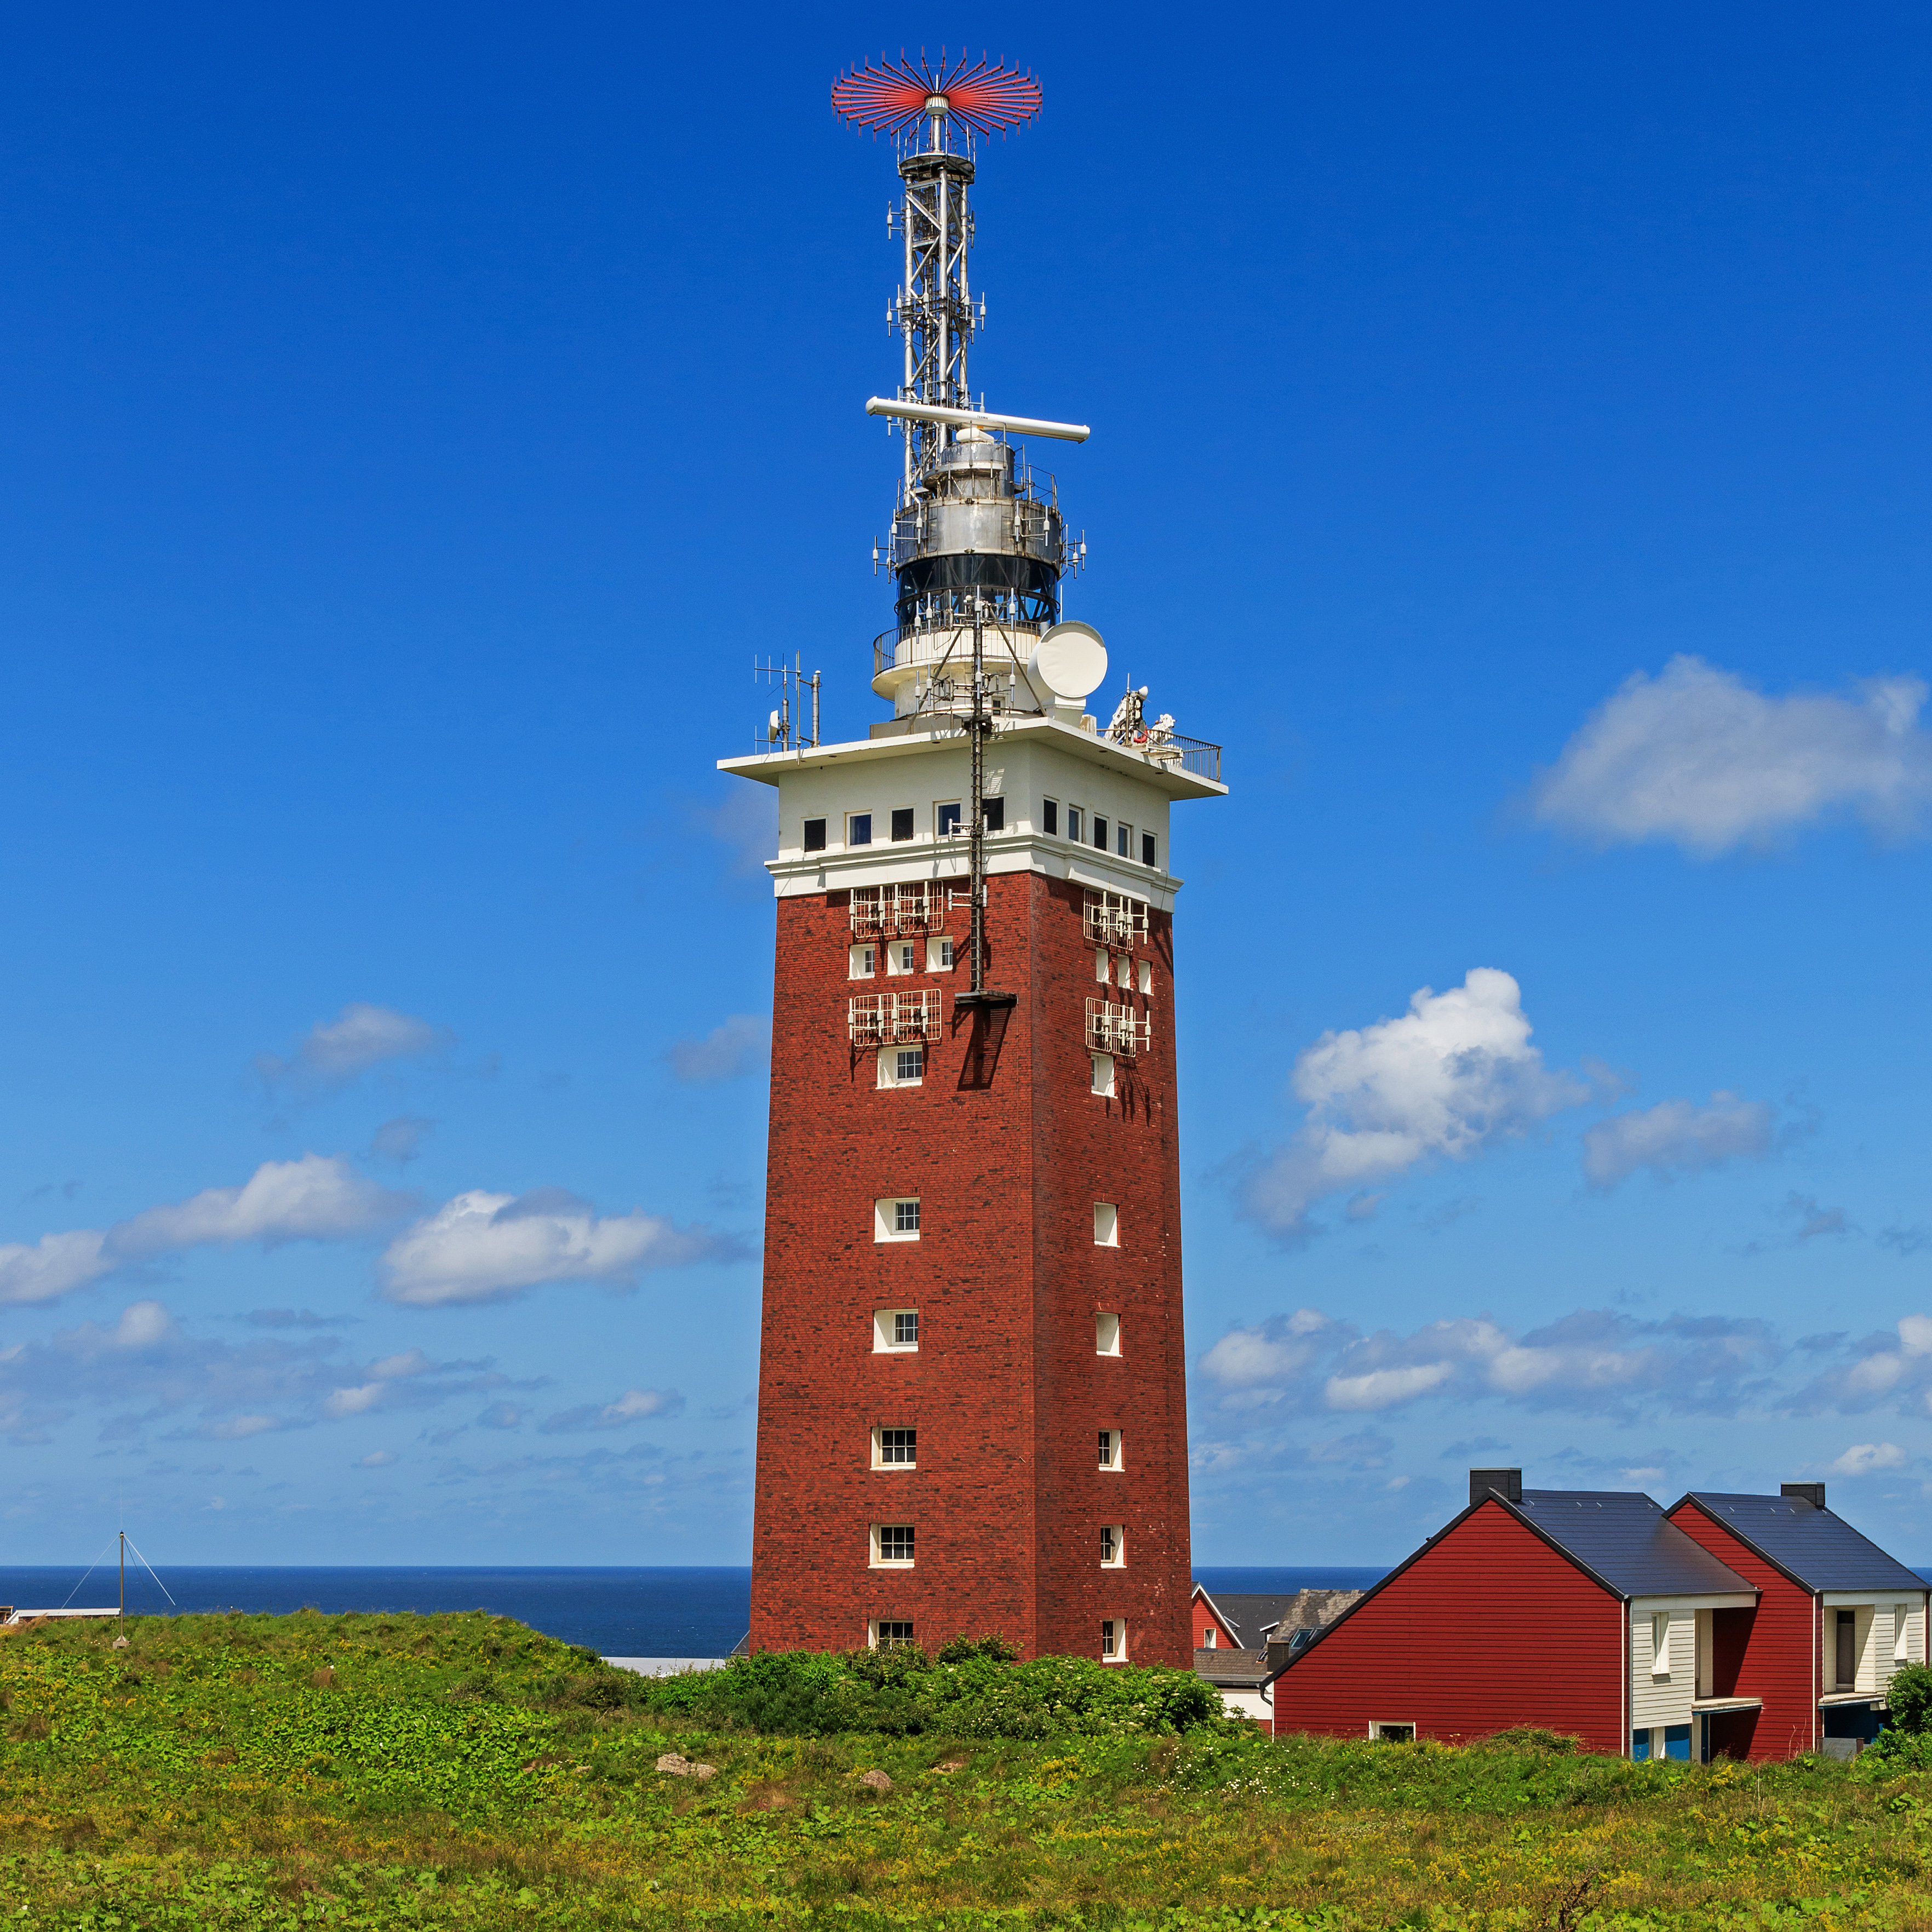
[2,1610,1929,1928]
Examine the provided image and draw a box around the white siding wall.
[1630,1608,1696,1729]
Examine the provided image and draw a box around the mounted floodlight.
[864,397,1090,444]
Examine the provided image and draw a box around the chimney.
[1470,1467,1523,1508]
[1781,1481,1826,1510]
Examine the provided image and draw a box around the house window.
[879,1045,925,1086]
[871,1620,915,1649]
[1142,831,1156,868]
[1896,1605,1914,1665]
[875,1427,917,1467]
[1116,953,1132,989]
[1137,959,1152,995]
[1368,1722,1416,1744]
[873,1308,919,1352]
[1042,798,1059,836]
[849,812,873,846]
[937,802,962,837]
[872,1524,915,1567]
[850,944,876,978]
[1090,1052,1115,1097]
[927,936,955,971]
[1101,1525,1124,1567]
[1096,1312,1121,1356]
[1116,822,1130,857]
[1095,948,1110,983]
[1067,806,1083,844]
[1651,1613,1671,1679]
[891,807,915,842]
[805,818,827,852]
[875,1198,921,1241]
[983,796,1005,832]
[1100,1619,1125,1660]
[1837,1609,1856,1688]
[1201,1626,1216,1649]
[1093,815,1108,850]
[1094,1203,1119,1247]
[1098,1428,1122,1470]
[887,939,918,975]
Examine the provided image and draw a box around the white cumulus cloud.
[256,1002,452,1089]
[1582,1092,1775,1188]
[1242,968,1586,1238]
[113,1154,411,1255]
[381,1188,729,1306]
[0,1230,111,1306]
[1532,655,1932,856]
[1825,1442,1907,1477]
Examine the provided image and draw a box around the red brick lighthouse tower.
[720,56,1224,1667]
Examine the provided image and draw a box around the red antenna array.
[832,49,1042,140]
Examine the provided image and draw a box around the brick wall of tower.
[749,864,1194,1665]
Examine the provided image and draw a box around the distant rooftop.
[1678,1492,1928,1595]
[1515,1489,1753,1599]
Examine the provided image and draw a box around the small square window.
[890,807,915,842]
[1090,1052,1115,1097]
[1094,1203,1119,1247]
[927,936,955,971]
[982,796,1005,832]
[874,1523,915,1566]
[1093,815,1108,851]
[876,1427,917,1467]
[804,817,827,852]
[872,1619,916,1650]
[1042,799,1059,836]
[875,1198,921,1241]
[1098,1428,1123,1470]
[887,939,918,975]
[850,944,876,979]
[895,1046,925,1083]
[1101,1525,1124,1567]
[1369,1722,1415,1744]
[848,812,873,846]
[937,802,962,838]
[1137,959,1151,995]
[1096,1312,1121,1356]
[1067,806,1083,844]
[874,1308,919,1352]
[1141,831,1156,868]
[1202,1627,1217,1649]
[1101,1618,1125,1660]
[1116,822,1130,857]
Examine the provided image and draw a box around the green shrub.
[1885,1660,1932,1735]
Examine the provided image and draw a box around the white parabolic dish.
[1029,621,1108,703]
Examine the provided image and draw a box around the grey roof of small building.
[1515,1489,1754,1598]
[1676,1492,1929,1595]
[1194,1590,1360,1647]
[1194,1647,1269,1688]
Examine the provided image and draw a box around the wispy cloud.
[255,1003,453,1091]
[1790,1316,1932,1416]
[1822,1442,1907,1478]
[664,1014,771,1083]
[1582,1092,1775,1188]
[380,1187,736,1307]
[1532,655,1932,856]
[537,1387,686,1434]
[370,1116,435,1166]
[698,786,779,876]
[1240,969,1587,1241]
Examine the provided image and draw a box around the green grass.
[3,1611,1931,1929]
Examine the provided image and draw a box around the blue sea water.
[0,1563,1390,1658]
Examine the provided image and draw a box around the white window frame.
[1897,1604,1914,1665]
[1137,959,1152,995]
[869,1618,915,1650]
[936,800,962,839]
[1090,1052,1115,1097]
[1100,1618,1126,1661]
[1201,1626,1217,1649]
[1094,947,1111,984]
[1101,1524,1125,1568]
[870,1523,915,1569]
[886,938,919,977]
[873,1308,919,1353]
[927,935,954,972]
[1096,1312,1121,1356]
[849,943,877,979]
[847,811,874,847]
[888,805,916,844]
[872,1425,917,1471]
[875,1197,921,1242]
[1116,821,1131,858]
[1098,1427,1123,1471]
[1094,1202,1119,1247]
[1042,796,1059,836]
[1067,805,1084,844]
[1650,1611,1671,1679]
[877,1044,925,1088]
[1368,1721,1417,1743]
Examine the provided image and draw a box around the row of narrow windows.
[863,1427,1125,1472]
[874,1197,1121,1246]
[802,803,1158,870]
[873,1309,1124,1356]
[869,1618,1131,1660]
[868,1515,1126,1568]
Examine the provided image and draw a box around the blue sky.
[3,2,1931,1568]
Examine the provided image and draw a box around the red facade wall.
[1667,1502,1819,1761]
[1193,1591,1240,1652]
[1270,1502,1627,1752]
[749,867,1193,1664]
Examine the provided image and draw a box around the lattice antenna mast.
[833,53,1042,503]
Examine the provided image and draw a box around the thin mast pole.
[969,599,985,994]
[118,1529,124,1635]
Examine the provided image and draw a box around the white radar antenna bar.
[864,397,1090,444]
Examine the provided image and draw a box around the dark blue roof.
[1677,1492,1928,1594]
[1515,1489,1753,1598]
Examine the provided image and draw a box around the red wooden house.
[1269,1470,1758,1756]
[1667,1483,1929,1761]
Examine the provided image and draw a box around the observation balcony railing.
[851,884,944,939]
[1085,999,1151,1059]
[1083,890,1149,950]
[850,990,943,1046]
